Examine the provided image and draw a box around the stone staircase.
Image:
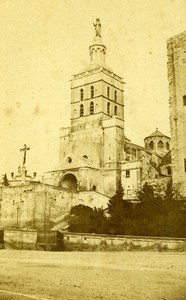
[50,210,69,230]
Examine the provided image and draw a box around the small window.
[67,157,72,163]
[167,166,172,175]
[183,95,186,106]
[184,158,186,173]
[126,170,130,178]
[92,185,96,191]
[114,105,117,115]
[166,142,170,150]
[80,104,84,117]
[158,141,164,149]
[107,102,110,114]
[90,101,94,114]
[107,86,110,98]
[132,148,136,158]
[91,86,94,98]
[114,90,117,101]
[80,88,84,101]
[83,155,88,159]
[127,189,131,197]
[149,141,154,150]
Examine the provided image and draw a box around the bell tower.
[55,19,126,196]
[70,19,124,134]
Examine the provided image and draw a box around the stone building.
[167,30,186,198]
[144,128,170,157]
[0,20,172,230]
[45,20,171,201]
[45,20,126,197]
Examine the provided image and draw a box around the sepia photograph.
[0,0,185,299]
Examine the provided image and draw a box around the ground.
[0,250,185,300]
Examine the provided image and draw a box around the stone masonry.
[167,31,186,198]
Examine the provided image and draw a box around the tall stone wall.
[0,182,109,230]
[167,31,186,198]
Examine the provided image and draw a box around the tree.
[135,182,165,236]
[138,182,154,202]
[108,181,132,234]
[171,182,186,201]
[68,204,108,233]
[91,207,109,234]
[68,204,94,233]
[108,181,124,215]
[164,179,174,202]
[161,179,186,237]
[3,173,9,186]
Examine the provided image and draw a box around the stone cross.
[20,144,30,166]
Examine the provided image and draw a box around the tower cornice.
[71,67,124,84]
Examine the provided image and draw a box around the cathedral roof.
[144,128,170,139]
[160,150,172,166]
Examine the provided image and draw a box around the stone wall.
[2,230,185,251]
[4,229,37,249]
[0,182,109,230]
[63,232,186,252]
[167,31,186,198]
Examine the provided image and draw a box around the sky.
[0,0,185,179]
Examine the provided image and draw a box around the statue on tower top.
[93,18,101,37]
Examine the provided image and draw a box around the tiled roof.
[145,128,170,139]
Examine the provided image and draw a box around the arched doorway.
[60,173,77,190]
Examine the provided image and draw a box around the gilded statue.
[93,18,101,37]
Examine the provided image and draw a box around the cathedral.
[45,19,171,199]
[0,20,173,230]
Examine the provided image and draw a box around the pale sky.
[0,0,185,179]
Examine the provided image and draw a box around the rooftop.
[144,128,170,139]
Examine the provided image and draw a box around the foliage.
[107,181,133,234]
[164,179,174,202]
[133,181,186,237]
[138,182,155,202]
[68,204,109,233]
[3,173,9,186]
[68,204,94,233]
[68,181,186,238]
[90,207,109,234]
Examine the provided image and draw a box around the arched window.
[80,104,84,117]
[158,141,164,149]
[91,86,94,98]
[107,86,110,98]
[80,88,84,101]
[67,157,72,163]
[107,102,110,114]
[166,142,170,150]
[149,141,154,150]
[114,90,117,101]
[114,105,117,115]
[90,101,94,114]
[132,148,136,158]
[167,166,172,175]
